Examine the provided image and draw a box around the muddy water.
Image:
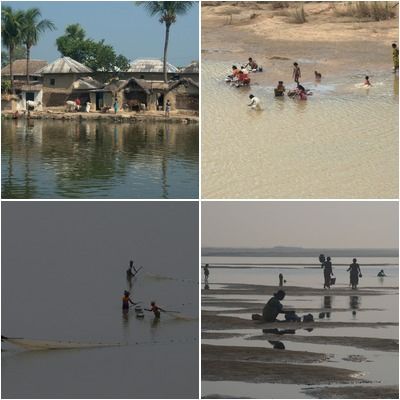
[1,119,198,199]
[202,62,398,198]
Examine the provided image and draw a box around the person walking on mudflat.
[348,258,362,289]
[321,256,333,289]
[292,62,301,83]
[392,43,399,72]
[204,264,210,283]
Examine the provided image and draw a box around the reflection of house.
[165,78,199,111]
[1,59,48,83]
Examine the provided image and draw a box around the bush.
[1,79,11,94]
[289,5,307,24]
[333,2,396,21]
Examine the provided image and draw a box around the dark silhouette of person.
[321,256,333,289]
[262,290,287,322]
[204,264,210,283]
[279,273,284,287]
[347,258,362,289]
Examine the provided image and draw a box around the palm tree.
[1,6,25,93]
[136,1,194,83]
[21,8,55,85]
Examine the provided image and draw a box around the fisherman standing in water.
[145,301,166,319]
[127,260,138,277]
[122,290,136,311]
[204,264,210,284]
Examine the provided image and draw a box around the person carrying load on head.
[321,256,333,289]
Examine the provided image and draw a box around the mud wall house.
[118,78,153,111]
[70,77,104,110]
[165,78,199,111]
[36,57,93,107]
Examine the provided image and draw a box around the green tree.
[1,45,26,67]
[56,24,130,72]
[21,8,55,84]
[136,1,194,83]
[1,6,25,93]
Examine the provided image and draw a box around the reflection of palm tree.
[137,1,194,83]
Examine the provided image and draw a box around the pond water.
[201,62,398,198]
[1,119,198,199]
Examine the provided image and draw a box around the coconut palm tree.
[21,8,55,85]
[136,1,194,83]
[1,6,25,93]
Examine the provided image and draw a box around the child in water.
[274,81,285,97]
[292,62,301,83]
[145,301,166,319]
[364,76,372,87]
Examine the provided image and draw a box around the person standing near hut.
[113,98,119,114]
[347,258,362,289]
[165,100,171,117]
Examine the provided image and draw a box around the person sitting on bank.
[262,290,288,322]
[274,81,285,97]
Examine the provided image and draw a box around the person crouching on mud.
[145,301,166,319]
[262,290,288,322]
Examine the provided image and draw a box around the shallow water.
[202,62,398,198]
[2,202,199,398]
[1,119,198,199]
[202,256,399,288]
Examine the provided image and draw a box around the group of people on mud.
[122,260,165,320]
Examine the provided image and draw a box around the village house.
[2,55,199,113]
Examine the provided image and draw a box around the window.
[50,78,55,86]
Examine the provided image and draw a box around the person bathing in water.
[236,70,250,86]
[228,65,239,81]
[377,269,386,277]
[244,57,259,71]
[314,71,322,81]
[145,301,166,319]
[364,76,372,87]
[248,94,261,110]
[274,81,285,97]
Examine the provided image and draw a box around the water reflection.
[319,295,332,319]
[2,119,198,199]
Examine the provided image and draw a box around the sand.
[202,1,399,79]
[303,385,399,399]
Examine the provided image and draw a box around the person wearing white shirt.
[248,94,261,110]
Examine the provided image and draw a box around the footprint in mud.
[342,355,371,362]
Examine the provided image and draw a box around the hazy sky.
[2,1,199,66]
[202,202,399,249]
[3,201,198,278]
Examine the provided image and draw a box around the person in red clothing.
[145,301,166,319]
[75,98,81,111]
[237,70,250,86]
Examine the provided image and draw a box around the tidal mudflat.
[201,259,399,399]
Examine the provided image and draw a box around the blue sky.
[3,1,199,67]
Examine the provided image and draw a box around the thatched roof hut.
[180,61,199,74]
[36,57,92,74]
[1,59,48,77]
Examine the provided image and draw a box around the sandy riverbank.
[1,110,199,124]
[202,1,399,79]
[202,281,399,398]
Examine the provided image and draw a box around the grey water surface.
[2,202,199,398]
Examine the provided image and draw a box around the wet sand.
[202,281,399,398]
[303,385,399,399]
